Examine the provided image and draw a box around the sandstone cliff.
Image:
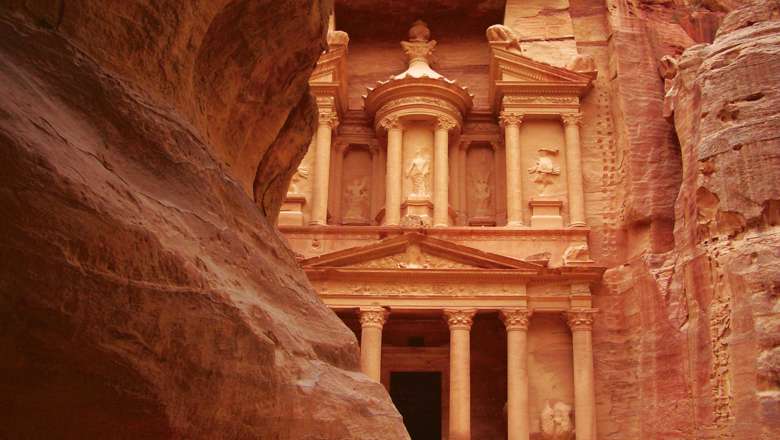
[0,1,408,438]
[593,1,780,438]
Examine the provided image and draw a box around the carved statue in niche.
[288,165,309,195]
[343,177,369,221]
[540,401,574,440]
[528,148,560,196]
[470,168,492,217]
[406,147,430,198]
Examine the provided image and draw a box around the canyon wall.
[0,1,408,438]
[589,0,780,438]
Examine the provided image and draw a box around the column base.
[529,198,563,228]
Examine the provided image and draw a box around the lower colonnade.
[354,306,597,440]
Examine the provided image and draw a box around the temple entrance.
[390,372,442,440]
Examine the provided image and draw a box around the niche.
[341,145,372,225]
[466,143,496,225]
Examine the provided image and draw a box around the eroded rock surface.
[0,1,408,438]
[594,1,780,438]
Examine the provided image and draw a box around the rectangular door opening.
[389,371,442,440]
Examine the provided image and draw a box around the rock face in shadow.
[0,1,408,439]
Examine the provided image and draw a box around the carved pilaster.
[445,309,477,330]
[501,308,532,331]
[565,309,597,331]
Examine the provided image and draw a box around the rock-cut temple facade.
[279,5,608,440]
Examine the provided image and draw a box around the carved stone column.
[382,116,403,226]
[359,306,388,382]
[369,145,382,222]
[562,113,586,227]
[434,117,456,227]
[331,142,346,224]
[310,111,338,225]
[566,308,597,440]
[445,309,477,440]
[500,111,524,226]
[501,309,532,440]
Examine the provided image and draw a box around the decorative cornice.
[444,309,477,330]
[436,116,457,131]
[359,307,388,329]
[565,308,597,331]
[500,308,533,331]
[499,111,524,127]
[561,113,583,126]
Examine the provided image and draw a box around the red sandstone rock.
[0,2,408,439]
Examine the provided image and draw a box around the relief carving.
[503,96,578,105]
[406,147,431,198]
[562,244,594,266]
[350,244,476,270]
[343,177,369,222]
[528,148,561,196]
[540,401,574,440]
[486,24,522,53]
[471,172,492,217]
[288,165,309,195]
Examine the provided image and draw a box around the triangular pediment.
[309,45,348,114]
[299,233,542,271]
[488,46,593,110]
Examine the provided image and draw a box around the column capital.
[500,308,533,331]
[565,308,598,331]
[359,307,388,329]
[436,116,457,131]
[444,309,477,330]
[379,115,402,131]
[561,113,583,126]
[499,111,524,128]
[318,111,339,128]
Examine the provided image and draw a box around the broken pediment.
[299,232,542,271]
[488,45,594,111]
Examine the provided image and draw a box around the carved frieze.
[503,95,579,105]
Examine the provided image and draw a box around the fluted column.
[434,117,456,227]
[566,309,597,440]
[501,309,532,440]
[359,306,388,382]
[382,116,403,226]
[445,309,477,440]
[500,111,524,226]
[310,112,338,225]
[562,113,586,227]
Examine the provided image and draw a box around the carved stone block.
[529,198,563,228]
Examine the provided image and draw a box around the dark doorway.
[389,372,442,440]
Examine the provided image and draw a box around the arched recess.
[340,145,373,225]
[465,142,497,226]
